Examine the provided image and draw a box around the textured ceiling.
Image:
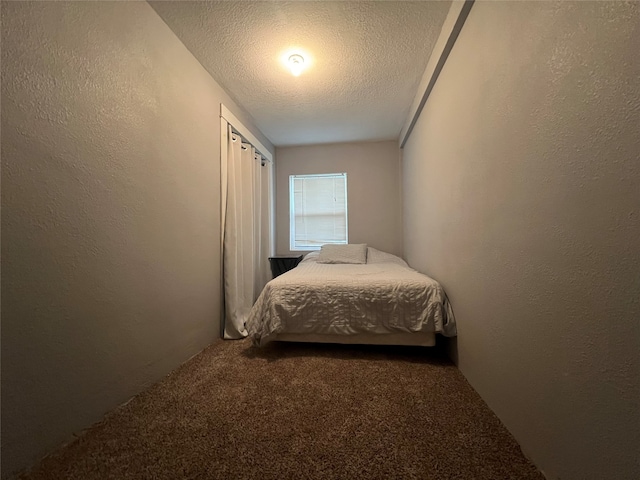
[150,1,452,147]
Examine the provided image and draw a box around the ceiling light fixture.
[288,54,305,77]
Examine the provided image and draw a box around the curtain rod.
[233,131,272,163]
[220,104,273,162]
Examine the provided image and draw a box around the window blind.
[289,173,348,250]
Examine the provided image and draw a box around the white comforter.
[246,249,457,346]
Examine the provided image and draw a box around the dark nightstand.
[269,255,303,278]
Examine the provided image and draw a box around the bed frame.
[272,331,436,347]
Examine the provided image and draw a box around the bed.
[246,245,457,347]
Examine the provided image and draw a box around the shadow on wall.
[444,336,458,366]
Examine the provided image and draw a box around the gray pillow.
[316,244,368,264]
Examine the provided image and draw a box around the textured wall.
[0,2,271,477]
[275,141,402,257]
[402,2,639,479]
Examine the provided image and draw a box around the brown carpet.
[19,339,543,480]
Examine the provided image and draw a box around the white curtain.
[222,125,273,339]
[257,156,274,293]
[253,154,273,300]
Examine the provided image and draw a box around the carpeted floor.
[19,339,543,479]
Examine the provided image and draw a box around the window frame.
[289,172,349,251]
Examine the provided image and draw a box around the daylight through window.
[289,173,348,250]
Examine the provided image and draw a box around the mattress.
[246,248,456,346]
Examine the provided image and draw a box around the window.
[290,173,348,250]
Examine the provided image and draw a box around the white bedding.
[246,248,457,346]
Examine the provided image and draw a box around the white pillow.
[366,247,409,267]
[316,244,368,264]
[300,251,320,263]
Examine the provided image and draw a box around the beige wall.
[275,141,402,257]
[0,2,272,477]
[402,2,639,479]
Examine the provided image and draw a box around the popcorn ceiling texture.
[149,1,451,146]
[402,2,640,479]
